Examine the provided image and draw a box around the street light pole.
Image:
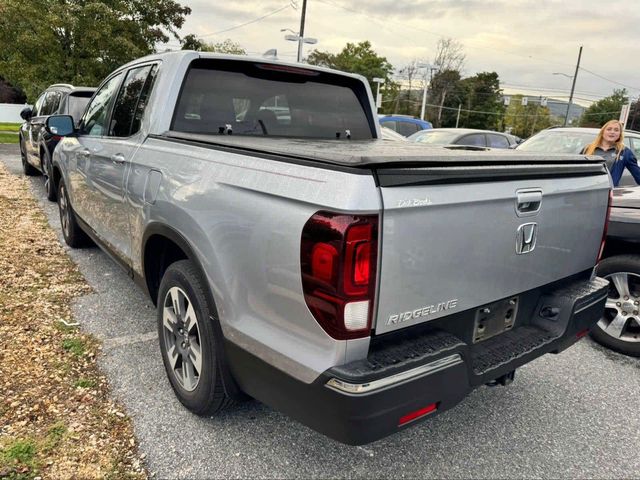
[297,0,308,63]
[418,64,437,121]
[564,45,582,127]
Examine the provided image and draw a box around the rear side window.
[396,121,419,137]
[110,64,158,137]
[487,134,510,148]
[172,59,373,140]
[457,134,486,147]
[380,120,397,132]
[66,92,93,123]
[81,74,123,136]
[32,93,46,117]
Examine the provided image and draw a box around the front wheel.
[157,260,233,415]
[592,255,640,357]
[20,137,38,176]
[42,148,56,201]
[57,178,90,248]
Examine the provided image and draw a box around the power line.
[198,4,292,38]
[579,66,640,92]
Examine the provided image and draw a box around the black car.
[408,128,521,149]
[19,84,95,200]
[594,185,640,357]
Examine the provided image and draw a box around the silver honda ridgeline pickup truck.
[45,51,611,445]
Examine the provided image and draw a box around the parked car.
[409,128,520,149]
[379,114,432,136]
[516,127,640,186]
[46,51,610,445]
[594,185,640,357]
[19,84,95,200]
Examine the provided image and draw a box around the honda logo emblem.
[516,223,537,254]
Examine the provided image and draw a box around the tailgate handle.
[516,190,542,216]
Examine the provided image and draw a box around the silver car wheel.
[598,272,640,343]
[162,286,203,392]
[59,183,70,237]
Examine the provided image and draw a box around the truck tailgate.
[374,163,610,335]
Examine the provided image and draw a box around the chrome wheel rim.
[162,286,203,392]
[59,184,70,237]
[598,272,640,343]
[43,156,51,193]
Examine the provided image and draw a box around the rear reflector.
[576,328,590,339]
[398,403,438,426]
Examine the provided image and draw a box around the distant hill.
[545,98,585,124]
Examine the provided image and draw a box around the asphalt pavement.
[3,143,640,479]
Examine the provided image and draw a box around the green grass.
[0,122,21,132]
[0,132,18,144]
[62,338,86,357]
[75,378,97,389]
[1,438,36,466]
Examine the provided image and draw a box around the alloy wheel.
[162,286,203,392]
[598,272,640,343]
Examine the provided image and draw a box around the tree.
[307,41,394,92]
[0,77,27,104]
[427,38,466,127]
[503,95,554,138]
[181,35,246,55]
[425,69,463,127]
[579,89,628,127]
[0,0,191,101]
[458,72,505,130]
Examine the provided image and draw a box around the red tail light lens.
[597,189,613,263]
[301,211,378,340]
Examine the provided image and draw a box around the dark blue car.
[378,115,432,137]
[19,84,95,200]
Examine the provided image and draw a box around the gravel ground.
[2,143,640,479]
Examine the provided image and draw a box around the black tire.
[42,148,57,201]
[592,255,640,357]
[157,260,233,415]
[20,136,38,176]
[57,177,90,248]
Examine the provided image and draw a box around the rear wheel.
[157,260,233,415]
[57,178,90,248]
[42,148,56,201]
[20,137,38,176]
[592,255,640,357]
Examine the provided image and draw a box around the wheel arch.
[141,222,245,399]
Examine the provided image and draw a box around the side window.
[488,134,510,148]
[380,121,397,132]
[110,64,157,137]
[396,121,416,137]
[40,92,59,116]
[457,134,486,146]
[80,74,123,136]
[32,93,47,117]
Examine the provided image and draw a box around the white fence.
[0,103,31,123]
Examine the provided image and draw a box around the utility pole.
[455,104,462,128]
[297,0,308,63]
[564,45,582,127]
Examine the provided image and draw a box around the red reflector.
[312,243,337,282]
[576,328,590,339]
[52,135,63,141]
[398,403,438,426]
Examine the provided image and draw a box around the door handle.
[516,189,542,216]
[79,149,90,157]
[111,153,126,165]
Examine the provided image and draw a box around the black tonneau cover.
[162,131,605,168]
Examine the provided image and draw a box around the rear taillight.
[301,211,378,340]
[597,189,613,263]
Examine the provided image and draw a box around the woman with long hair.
[582,120,640,186]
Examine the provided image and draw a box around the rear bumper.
[226,276,609,445]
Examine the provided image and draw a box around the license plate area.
[473,297,519,343]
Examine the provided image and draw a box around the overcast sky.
[161,0,640,106]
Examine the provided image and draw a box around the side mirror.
[20,107,33,121]
[45,115,75,137]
